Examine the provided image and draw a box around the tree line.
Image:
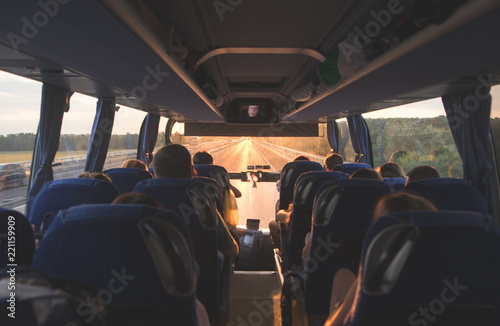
[1,118,499,179]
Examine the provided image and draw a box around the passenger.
[111,192,210,326]
[270,154,317,248]
[78,171,112,183]
[193,151,214,165]
[349,168,383,181]
[121,159,147,171]
[192,150,242,198]
[325,192,436,326]
[324,152,344,171]
[111,193,162,207]
[153,144,239,258]
[405,165,440,185]
[293,155,310,161]
[376,162,405,178]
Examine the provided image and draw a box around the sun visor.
[184,123,319,137]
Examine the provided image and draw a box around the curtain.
[443,83,500,220]
[137,113,161,166]
[347,115,373,166]
[326,120,339,153]
[164,119,176,145]
[26,84,72,217]
[84,98,116,172]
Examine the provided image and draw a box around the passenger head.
[111,193,163,208]
[193,151,214,165]
[324,152,343,171]
[153,144,193,179]
[376,162,405,178]
[373,192,437,220]
[350,168,383,181]
[293,155,310,161]
[78,172,112,183]
[121,159,147,171]
[405,165,440,185]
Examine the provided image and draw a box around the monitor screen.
[226,98,279,124]
[242,233,253,246]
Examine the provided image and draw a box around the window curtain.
[26,84,72,217]
[84,98,116,172]
[347,114,373,166]
[326,120,339,153]
[442,83,500,221]
[137,113,160,166]
[164,119,176,145]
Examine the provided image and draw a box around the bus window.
[0,71,40,210]
[55,93,95,179]
[101,106,147,171]
[55,95,146,176]
[491,85,500,179]
[364,99,463,178]
[337,118,355,163]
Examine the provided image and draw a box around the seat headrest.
[405,178,489,214]
[332,163,372,175]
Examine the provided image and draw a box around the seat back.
[278,161,324,210]
[287,171,349,265]
[193,176,224,218]
[405,178,489,213]
[346,211,500,326]
[332,163,372,175]
[384,177,407,192]
[194,164,231,191]
[32,204,199,326]
[304,178,392,315]
[29,178,119,232]
[103,167,153,193]
[0,208,35,268]
[133,178,220,322]
[0,267,107,326]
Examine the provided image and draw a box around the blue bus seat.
[32,204,199,326]
[287,171,349,266]
[278,161,324,210]
[194,164,231,191]
[29,178,119,232]
[103,167,153,193]
[332,163,372,175]
[0,266,107,326]
[345,211,500,326]
[405,178,489,214]
[383,177,407,192]
[133,177,221,323]
[304,178,392,315]
[193,176,225,221]
[0,208,35,268]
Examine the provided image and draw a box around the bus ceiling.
[0,0,499,123]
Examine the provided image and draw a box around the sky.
[0,70,499,135]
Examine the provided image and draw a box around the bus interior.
[1,0,500,325]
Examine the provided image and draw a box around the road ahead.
[1,140,309,228]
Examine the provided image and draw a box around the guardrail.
[252,140,324,164]
[9,149,138,170]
